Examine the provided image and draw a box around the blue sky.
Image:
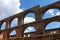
[20,0,58,10]
[0,0,60,35]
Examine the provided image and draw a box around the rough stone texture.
[0,1,60,40]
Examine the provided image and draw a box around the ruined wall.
[0,1,60,40]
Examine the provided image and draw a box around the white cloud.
[24,17,35,24]
[56,12,60,16]
[47,9,54,16]
[47,9,54,13]
[24,26,36,33]
[0,0,23,20]
[47,9,60,16]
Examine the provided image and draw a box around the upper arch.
[41,4,60,18]
[10,18,18,28]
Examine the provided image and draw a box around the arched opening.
[43,9,60,19]
[45,21,60,30]
[11,18,18,28]
[24,12,35,24]
[1,22,6,30]
[24,26,36,37]
[10,30,16,35]
[9,30,16,39]
[24,26,36,33]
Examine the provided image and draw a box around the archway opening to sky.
[45,21,60,30]
[43,9,60,19]
[24,26,36,33]
[24,26,36,37]
[11,18,18,28]
[10,30,16,35]
[24,12,35,24]
[1,22,6,30]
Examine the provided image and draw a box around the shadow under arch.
[10,18,18,28]
[0,22,6,30]
[43,8,60,19]
[45,21,60,30]
[24,12,35,24]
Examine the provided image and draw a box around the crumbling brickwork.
[0,1,60,40]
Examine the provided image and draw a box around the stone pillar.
[18,17,24,25]
[6,20,11,29]
[0,22,2,30]
[34,8,41,21]
[16,28,23,38]
[41,21,46,35]
[3,30,10,40]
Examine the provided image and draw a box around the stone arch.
[41,4,60,19]
[24,12,35,24]
[43,8,60,19]
[17,6,40,24]
[23,26,36,37]
[24,26,36,33]
[22,10,35,18]
[0,22,6,30]
[10,30,16,35]
[8,30,17,39]
[45,21,60,30]
[42,16,60,29]
[10,18,18,28]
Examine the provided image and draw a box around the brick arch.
[24,26,36,33]
[41,4,60,19]
[17,11,36,25]
[0,22,6,30]
[5,28,23,39]
[10,18,18,28]
[9,30,16,35]
[41,16,60,29]
[24,12,35,24]
[6,17,19,28]
[45,21,60,30]
[22,25,37,34]
[10,17,18,22]
[45,21,60,28]
[23,11,35,19]
[0,21,5,30]
[22,5,40,19]
[20,7,40,24]
[42,8,60,19]
[6,29,16,39]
